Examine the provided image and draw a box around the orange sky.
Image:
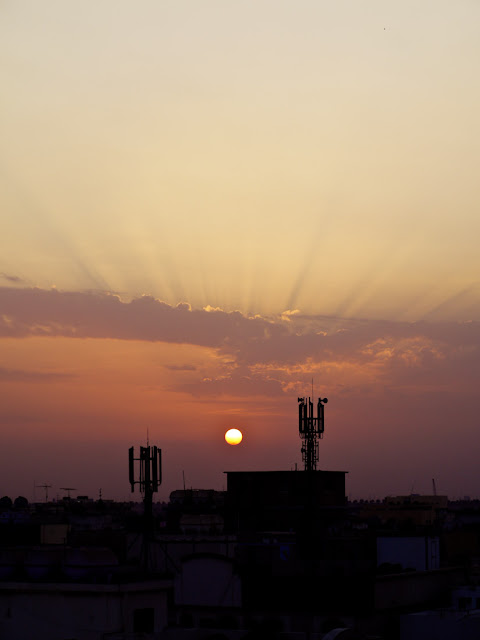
[1,291,479,500]
[1,2,480,501]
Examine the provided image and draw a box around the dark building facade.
[225,470,347,534]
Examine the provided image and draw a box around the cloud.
[1,286,480,398]
[164,364,197,372]
[0,287,270,346]
[0,367,74,383]
[0,273,24,284]
[175,372,285,398]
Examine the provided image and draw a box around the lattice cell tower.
[298,396,328,471]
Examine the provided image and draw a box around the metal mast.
[129,445,162,570]
[36,483,52,503]
[298,396,328,471]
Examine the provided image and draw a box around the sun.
[225,428,243,445]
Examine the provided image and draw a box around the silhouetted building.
[225,469,347,533]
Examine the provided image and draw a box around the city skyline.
[1,1,480,501]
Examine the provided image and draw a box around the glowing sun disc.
[225,428,243,445]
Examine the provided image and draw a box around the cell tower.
[128,445,162,570]
[298,396,328,471]
[128,446,162,496]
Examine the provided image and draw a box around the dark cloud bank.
[1,287,479,392]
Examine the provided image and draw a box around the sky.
[1,1,480,502]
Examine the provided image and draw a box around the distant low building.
[377,535,440,572]
[169,489,225,507]
[0,579,171,639]
[179,513,224,535]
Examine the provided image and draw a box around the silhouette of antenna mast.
[129,446,162,496]
[129,445,162,570]
[298,396,328,471]
[36,483,52,503]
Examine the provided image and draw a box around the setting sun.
[225,429,243,445]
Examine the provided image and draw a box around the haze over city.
[1,1,480,502]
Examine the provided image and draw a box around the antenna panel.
[297,396,327,471]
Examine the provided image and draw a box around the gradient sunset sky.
[2,1,480,501]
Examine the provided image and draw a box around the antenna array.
[298,396,328,471]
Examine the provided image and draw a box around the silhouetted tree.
[0,496,12,509]
[14,496,28,509]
